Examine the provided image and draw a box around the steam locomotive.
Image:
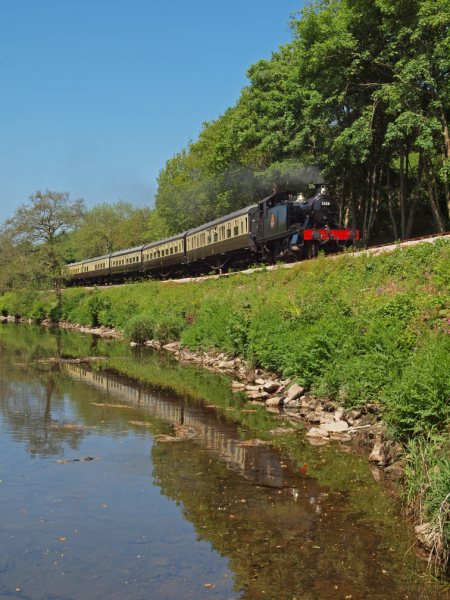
[67,184,359,283]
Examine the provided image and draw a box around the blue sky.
[0,0,303,224]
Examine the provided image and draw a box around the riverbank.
[0,239,449,571]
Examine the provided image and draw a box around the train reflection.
[64,364,294,489]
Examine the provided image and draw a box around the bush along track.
[0,240,449,571]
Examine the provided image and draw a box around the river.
[0,324,447,599]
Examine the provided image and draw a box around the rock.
[306,427,329,439]
[333,407,345,421]
[307,398,321,411]
[285,383,305,401]
[369,435,403,466]
[369,440,384,464]
[265,396,283,407]
[255,378,266,386]
[369,464,383,482]
[319,412,334,424]
[284,397,302,408]
[231,381,246,390]
[415,523,442,551]
[322,400,335,412]
[246,391,270,401]
[343,409,362,425]
[217,360,235,369]
[162,342,180,352]
[284,411,303,421]
[144,339,161,349]
[321,420,349,433]
[384,461,405,481]
[306,411,322,423]
[263,380,280,394]
[130,341,139,347]
[300,396,310,409]
[329,432,352,442]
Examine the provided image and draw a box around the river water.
[0,324,448,600]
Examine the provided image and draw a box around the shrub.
[124,313,155,344]
[404,436,450,569]
[88,289,111,327]
[383,333,450,439]
[154,314,184,344]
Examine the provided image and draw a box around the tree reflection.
[0,328,87,457]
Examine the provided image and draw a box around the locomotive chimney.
[314,182,327,195]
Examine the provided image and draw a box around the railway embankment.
[0,238,449,571]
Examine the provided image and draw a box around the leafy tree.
[7,191,84,304]
[68,201,152,260]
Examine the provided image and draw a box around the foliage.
[124,313,156,344]
[404,436,450,569]
[2,191,85,300]
[153,0,450,242]
[383,333,450,438]
[67,201,151,261]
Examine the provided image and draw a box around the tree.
[70,201,151,259]
[7,191,84,305]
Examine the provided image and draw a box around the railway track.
[167,231,450,284]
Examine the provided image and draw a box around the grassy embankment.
[1,240,449,568]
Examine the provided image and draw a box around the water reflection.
[64,363,298,490]
[0,324,447,599]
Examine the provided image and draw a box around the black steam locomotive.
[67,185,359,283]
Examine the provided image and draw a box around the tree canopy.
[5,191,84,301]
[151,0,450,243]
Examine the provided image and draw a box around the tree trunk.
[386,167,398,240]
[425,161,445,232]
[350,183,357,233]
[439,106,450,222]
[369,165,382,234]
[405,152,417,238]
[362,168,372,245]
[399,145,406,240]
